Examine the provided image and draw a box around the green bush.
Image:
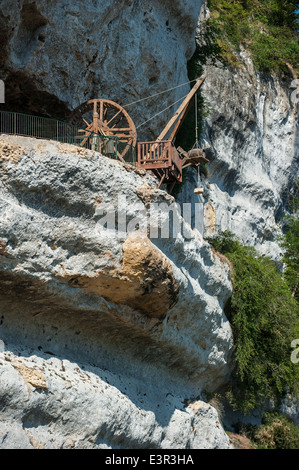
[279,193,299,302]
[208,231,299,414]
[207,0,299,73]
[253,412,299,449]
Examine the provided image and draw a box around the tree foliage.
[208,231,299,414]
[280,192,299,302]
[253,412,299,449]
[207,0,299,73]
[281,216,299,301]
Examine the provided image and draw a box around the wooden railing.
[137,140,182,182]
[170,145,182,181]
[137,140,171,167]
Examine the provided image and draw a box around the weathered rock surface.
[0,349,231,449]
[0,0,204,140]
[0,134,233,449]
[183,43,299,260]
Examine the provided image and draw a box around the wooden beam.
[168,99,194,143]
[176,146,189,158]
[157,173,166,189]
[156,75,206,144]
[181,162,194,170]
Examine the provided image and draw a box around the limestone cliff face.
[0,0,204,140]
[0,0,236,450]
[0,135,233,449]
[199,50,299,259]
[3,0,297,448]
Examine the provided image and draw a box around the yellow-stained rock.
[12,362,47,395]
[204,201,216,235]
[0,141,23,164]
[136,183,155,208]
[56,234,179,318]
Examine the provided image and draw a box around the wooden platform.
[177,146,209,169]
[137,140,182,189]
[137,141,209,192]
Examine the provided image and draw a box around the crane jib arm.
[155,75,206,144]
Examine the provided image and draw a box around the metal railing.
[0,110,136,165]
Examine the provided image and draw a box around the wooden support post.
[157,173,166,189]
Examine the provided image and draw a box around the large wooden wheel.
[69,98,137,159]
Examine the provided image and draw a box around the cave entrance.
[2,72,70,121]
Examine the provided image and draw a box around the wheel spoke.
[99,100,104,124]
[106,109,122,127]
[69,98,137,158]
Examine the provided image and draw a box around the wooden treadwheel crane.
[136,75,208,193]
[68,75,208,193]
[69,98,137,162]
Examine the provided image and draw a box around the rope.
[191,93,200,151]
[123,77,201,108]
[195,93,199,146]
[136,92,190,130]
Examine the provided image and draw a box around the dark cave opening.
[0,71,70,121]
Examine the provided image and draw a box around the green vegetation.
[281,215,299,301]
[238,412,299,448]
[206,0,299,73]
[280,191,299,302]
[253,412,299,448]
[174,23,213,196]
[208,230,299,415]
[174,60,210,197]
[175,77,209,153]
[174,2,299,196]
